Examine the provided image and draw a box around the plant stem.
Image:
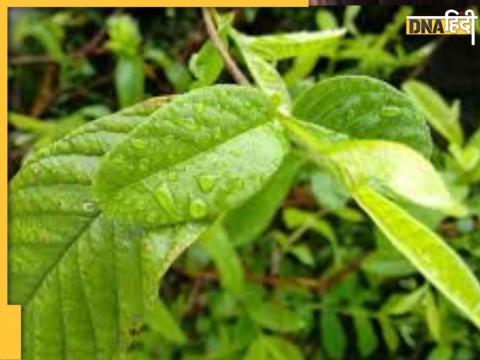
[202,8,250,86]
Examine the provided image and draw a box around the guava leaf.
[243,29,345,61]
[93,85,288,227]
[280,115,462,215]
[231,31,291,110]
[293,75,433,157]
[354,186,480,330]
[10,98,206,359]
[322,140,465,216]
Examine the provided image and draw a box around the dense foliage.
[8,7,480,360]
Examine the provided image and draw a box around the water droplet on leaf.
[82,202,96,213]
[381,106,400,117]
[190,198,207,219]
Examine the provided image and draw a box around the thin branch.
[201,8,250,86]
[174,254,369,293]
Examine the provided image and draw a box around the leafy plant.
[8,7,480,360]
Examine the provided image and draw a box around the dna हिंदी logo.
[406,9,477,46]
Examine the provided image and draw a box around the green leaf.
[231,30,291,110]
[189,13,233,88]
[322,139,465,216]
[293,75,433,157]
[289,244,315,267]
[427,345,453,360]
[243,29,345,61]
[244,335,303,360]
[354,185,480,330]
[378,315,399,352]
[107,15,144,108]
[424,289,442,342]
[114,54,145,108]
[201,222,245,295]
[320,311,347,359]
[145,48,192,93]
[316,9,339,30]
[93,85,288,226]
[223,152,302,245]
[244,336,304,360]
[262,336,304,360]
[353,314,379,358]
[246,301,305,333]
[280,114,463,216]
[148,298,187,344]
[9,98,207,358]
[381,286,427,315]
[362,250,415,278]
[402,80,463,145]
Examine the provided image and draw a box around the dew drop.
[190,198,208,219]
[381,105,401,117]
[82,202,96,213]
[31,164,41,175]
[197,175,215,193]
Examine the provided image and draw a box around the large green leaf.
[293,75,433,157]
[280,115,462,215]
[94,85,288,227]
[354,185,480,330]
[9,98,207,359]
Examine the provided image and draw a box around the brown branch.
[174,254,368,294]
[201,8,250,86]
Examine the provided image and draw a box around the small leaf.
[107,15,144,108]
[94,85,288,226]
[289,244,315,267]
[353,314,379,358]
[262,335,304,360]
[381,286,427,315]
[231,30,291,110]
[354,185,480,330]
[321,311,347,359]
[316,9,339,30]
[378,315,399,352]
[114,55,145,108]
[189,13,233,88]
[403,80,463,145]
[145,48,192,93]
[246,301,305,333]
[427,345,453,360]
[201,222,245,295]
[424,289,442,342]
